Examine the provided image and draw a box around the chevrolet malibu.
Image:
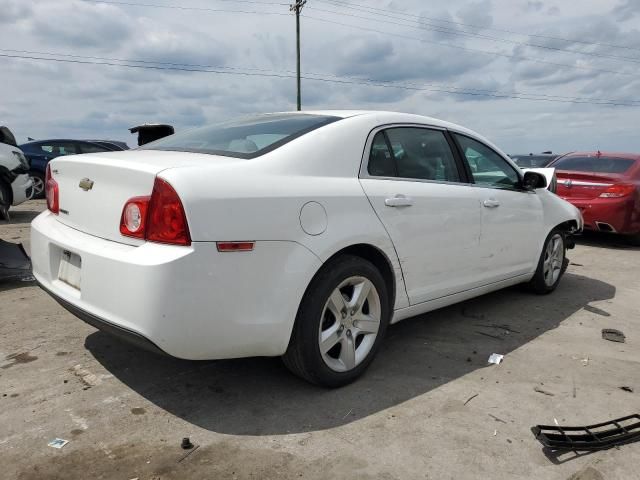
[31,111,582,387]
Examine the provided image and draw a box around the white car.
[31,111,582,387]
[1,126,33,220]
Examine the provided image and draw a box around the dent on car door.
[359,126,483,305]
[453,133,544,282]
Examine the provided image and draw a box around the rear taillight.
[599,184,636,198]
[119,196,150,239]
[119,177,191,246]
[45,164,59,214]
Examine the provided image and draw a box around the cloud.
[29,0,135,50]
[0,0,32,25]
[328,34,489,83]
[578,75,640,104]
[613,0,640,20]
[526,1,544,12]
[0,0,638,155]
[128,19,233,67]
[456,0,494,31]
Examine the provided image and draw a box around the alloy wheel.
[30,175,44,197]
[318,276,381,372]
[543,233,564,287]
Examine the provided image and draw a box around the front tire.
[283,255,390,387]
[0,182,11,221]
[29,171,45,199]
[528,229,567,294]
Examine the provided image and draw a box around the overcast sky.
[1,0,639,153]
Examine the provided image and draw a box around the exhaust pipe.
[595,222,616,233]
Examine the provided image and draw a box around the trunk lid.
[555,171,620,200]
[51,150,240,245]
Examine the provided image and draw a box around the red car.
[547,151,640,243]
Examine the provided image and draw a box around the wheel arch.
[553,219,580,249]
[321,243,397,311]
[0,166,14,205]
[555,219,580,233]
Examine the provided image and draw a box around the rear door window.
[367,132,397,177]
[39,142,78,156]
[367,127,461,182]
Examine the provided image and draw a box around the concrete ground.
[1,199,639,480]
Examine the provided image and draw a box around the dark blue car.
[20,139,128,198]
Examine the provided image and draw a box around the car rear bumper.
[31,210,322,360]
[560,196,639,235]
[39,281,168,356]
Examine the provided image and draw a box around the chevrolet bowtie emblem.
[79,178,94,191]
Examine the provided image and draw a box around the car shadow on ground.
[85,273,615,436]
[0,278,36,292]
[1,207,42,226]
[574,231,639,251]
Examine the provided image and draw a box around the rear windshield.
[143,114,340,158]
[552,155,635,174]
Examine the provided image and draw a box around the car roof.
[22,138,101,143]
[282,110,495,144]
[288,110,510,163]
[20,139,117,146]
[284,110,466,129]
[559,151,640,160]
[511,153,557,157]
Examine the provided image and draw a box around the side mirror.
[522,171,547,191]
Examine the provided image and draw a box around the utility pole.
[290,0,306,111]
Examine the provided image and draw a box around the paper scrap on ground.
[488,353,504,365]
[48,438,69,449]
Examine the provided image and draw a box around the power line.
[0,48,297,75]
[307,4,640,64]
[82,0,290,14]
[302,14,635,77]
[4,48,638,105]
[2,52,638,106]
[318,0,640,53]
[85,0,637,75]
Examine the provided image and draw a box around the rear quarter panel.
[160,116,410,309]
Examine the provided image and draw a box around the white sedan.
[31,111,582,387]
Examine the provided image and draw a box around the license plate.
[58,250,81,290]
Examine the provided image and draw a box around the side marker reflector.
[216,241,255,252]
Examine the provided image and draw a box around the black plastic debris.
[181,437,194,450]
[620,386,634,393]
[532,414,640,451]
[129,124,174,146]
[602,328,626,343]
[0,240,32,281]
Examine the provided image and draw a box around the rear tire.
[527,229,567,294]
[0,182,11,221]
[283,255,390,387]
[627,233,640,247]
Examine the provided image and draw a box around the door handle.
[385,194,414,207]
[483,199,500,208]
